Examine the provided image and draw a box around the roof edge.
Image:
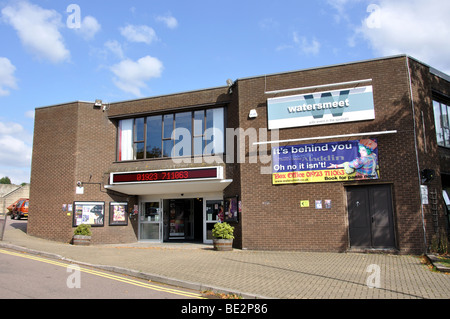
[236,54,409,82]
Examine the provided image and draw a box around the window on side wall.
[117,107,225,161]
[433,100,450,148]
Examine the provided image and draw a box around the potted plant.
[212,222,234,251]
[72,224,92,246]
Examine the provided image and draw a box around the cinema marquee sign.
[110,167,221,184]
[267,85,375,129]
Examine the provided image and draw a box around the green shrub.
[74,224,92,236]
[212,222,234,239]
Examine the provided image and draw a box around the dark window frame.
[118,106,225,161]
[433,98,450,148]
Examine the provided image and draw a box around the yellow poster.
[300,200,310,208]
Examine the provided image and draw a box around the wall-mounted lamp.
[249,109,258,118]
[421,169,435,184]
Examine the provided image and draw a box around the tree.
[0,177,11,184]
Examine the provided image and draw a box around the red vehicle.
[10,199,29,220]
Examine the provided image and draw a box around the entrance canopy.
[105,179,232,195]
[105,166,232,196]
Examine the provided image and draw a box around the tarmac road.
[0,247,205,299]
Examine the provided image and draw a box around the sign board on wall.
[272,139,379,184]
[267,85,375,129]
[73,202,105,226]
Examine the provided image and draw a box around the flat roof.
[35,100,95,110]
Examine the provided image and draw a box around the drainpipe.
[406,56,428,253]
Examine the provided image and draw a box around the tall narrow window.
[193,110,205,156]
[134,118,145,159]
[205,108,224,155]
[118,119,133,161]
[174,112,192,157]
[146,115,162,158]
[433,100,450,148]
[163,114,174,157]
[443,103,450,146]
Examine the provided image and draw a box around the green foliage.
[0,176,11,184]
[212,222,234,239]
[73,224,92,236]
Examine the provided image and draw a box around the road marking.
[0,248,205,299]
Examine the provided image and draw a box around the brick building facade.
[28,55,450,254]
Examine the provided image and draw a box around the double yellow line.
[0,248,205,299]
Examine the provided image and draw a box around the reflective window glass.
[146,115,162,158]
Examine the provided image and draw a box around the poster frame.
[72,201,105,227]
[109,202,129,226]
[224,196,239,223]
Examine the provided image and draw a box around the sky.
[0,0,449,185]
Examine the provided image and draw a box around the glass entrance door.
[162,198,203,242]
[139,201,162,241]
[205,199,223,243]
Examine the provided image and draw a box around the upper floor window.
[433,100,450,148]
[117,107,225,161]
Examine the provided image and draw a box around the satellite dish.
[226,79,233,87]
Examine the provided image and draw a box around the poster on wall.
[267,86,375,130]
[109,202,128,226]
[224,196,238,222]
[272,139,379,184]
[73,202,105,227]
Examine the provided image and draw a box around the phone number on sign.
[136,171,189,181]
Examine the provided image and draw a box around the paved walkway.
[1,219,449,299]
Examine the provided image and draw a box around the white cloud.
[277,33,321,56]
[355,0,450,74]
[111,56,163,96]
[1,1,70,63]
[120,24,158,44]
[327,0,362,23]
[0,122,32,169]
[25,110,35,119]
[293,33,321,56]
[0,120,33,184]
[156,14,178,29]
[0,57,18,96]
[76,16,101,40]
[104,40,125,59]
[259,18,279,31]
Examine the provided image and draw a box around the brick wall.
[29,86,232,244]
[29,102,79,242]
[29,102,138,243]
[234,56,438,253]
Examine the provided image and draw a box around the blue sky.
[0,0,449,184]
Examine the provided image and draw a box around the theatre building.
[28,55,450,254]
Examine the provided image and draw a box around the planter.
[213,238,233,251]
[72,235,91,246]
